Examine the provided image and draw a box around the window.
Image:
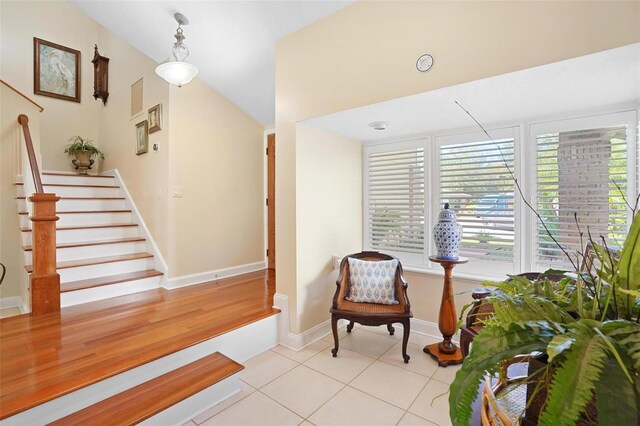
[364,141,425,264]
[437,134,516,264]
[531,112,636,269]
[363,110,637,278]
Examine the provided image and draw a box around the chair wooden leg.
[331,316,339,357]
[401,319,410,363]
[387,323,395,336]
[346,321,355,333]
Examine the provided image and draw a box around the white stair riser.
[25,242,147,264]
[21,226,140,245]
[42,186,120,197]
[42,175,116,186]
[59,258,154,283]
[57,199,127,211]
[61,275,162,307]
[21,212,132,228]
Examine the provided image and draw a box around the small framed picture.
[148,104,162,133]
[135,120,149,155]
[34,38,81,102]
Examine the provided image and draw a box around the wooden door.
[267,134,276,270]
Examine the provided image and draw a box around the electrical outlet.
[332,255,342,270]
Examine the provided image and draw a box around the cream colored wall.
[97,28,171,258]
[168,79,265,277]
[0,87,42,302]
[295,124,362,333]
[0,1,101,172]
[276,1,640,332]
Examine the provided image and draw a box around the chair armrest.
[332,257,350,309]
[394,262,411,313]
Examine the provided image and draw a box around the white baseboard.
[0,296,27,313]
[273,292,457,351]
[164,261,267,290]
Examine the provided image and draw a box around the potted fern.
[64,136,104,175]
[449,103,640,425]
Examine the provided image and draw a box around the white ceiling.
[71,0,354,125]
[305,43,640,143]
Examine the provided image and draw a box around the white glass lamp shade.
[155,62,199,87]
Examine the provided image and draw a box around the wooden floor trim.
[61,269,163,293]
[48,352,243,426]
[17,197,126,200]
[0,269,276,419]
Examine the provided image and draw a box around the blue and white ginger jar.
[433,203,463,260]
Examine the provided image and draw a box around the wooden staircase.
[16,172,165,307]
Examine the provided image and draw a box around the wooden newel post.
[29,193,60,315]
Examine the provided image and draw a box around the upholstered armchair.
[330,251,412,363]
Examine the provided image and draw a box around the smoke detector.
[368,121,389,131]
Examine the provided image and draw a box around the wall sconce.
[155,13,199,87]
[92,44,109,105]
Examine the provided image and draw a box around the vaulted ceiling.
[71,1,354,125]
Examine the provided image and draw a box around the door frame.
[263,129,275,268]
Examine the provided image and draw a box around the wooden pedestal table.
[423,256,468,367]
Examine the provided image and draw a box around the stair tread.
[25,252,153,273]
[60,269,163,293]
[48,352,243,426]
[15,182,119,188]
[18,210,131,215]
[42,171,114,178]
[16,197,125,200]
[23,237,146,251]
[21,223,139,232]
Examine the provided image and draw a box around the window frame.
[433,126,522,277]
[363,138,430,268]
[526,110,638,272]
[362,108,638,280]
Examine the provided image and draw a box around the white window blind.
[367,147,425,255]
[535,125,628,265]
[439,138,515,262]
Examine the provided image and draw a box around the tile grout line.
[194,329,451,425]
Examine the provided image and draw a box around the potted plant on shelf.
[63,136,104,175]
[448,103,640,426]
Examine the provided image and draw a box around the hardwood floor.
[0,269,277,419]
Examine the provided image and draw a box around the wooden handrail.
[0,79,44,112]
[17,114,44,193]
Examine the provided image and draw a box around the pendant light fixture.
[155,13,199,87]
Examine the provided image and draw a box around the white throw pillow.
[346,258,399,305]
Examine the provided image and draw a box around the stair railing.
[17,114,60,315]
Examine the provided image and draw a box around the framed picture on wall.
[148,104,162,133]
[135,120,149,155]
[34,38,81,102]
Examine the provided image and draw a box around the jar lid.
[438,203,458,222]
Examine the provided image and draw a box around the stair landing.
[0,269,277,421]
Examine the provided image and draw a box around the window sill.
[402,264,508,284]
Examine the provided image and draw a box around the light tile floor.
[190,326,460,426]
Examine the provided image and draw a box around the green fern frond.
[449,322,554,425]
[540,320,612,426]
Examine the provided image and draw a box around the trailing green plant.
[64,136,104,160]
[449,103,640,426]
